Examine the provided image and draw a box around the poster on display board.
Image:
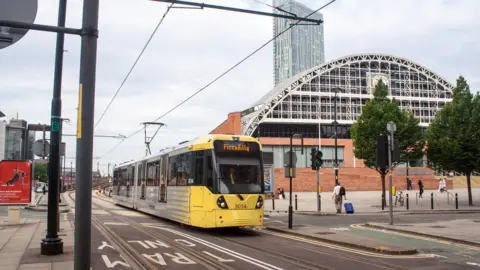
[0,160,33,205]
[263,165,273,194]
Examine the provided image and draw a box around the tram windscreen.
[216,157,263,194]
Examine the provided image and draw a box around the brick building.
[210,53,455,193]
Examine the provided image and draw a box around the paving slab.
[266,223,418,255]
[366,219,480,247]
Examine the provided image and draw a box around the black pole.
[334,90,339,185]
[431,193,434,210]
[41,0,67,256]
[74,0,99,268]
[288,134,303,230]
[406,194,409,210]
[455,193,458,209]
[295,194,298,210]
[288,136,293,229]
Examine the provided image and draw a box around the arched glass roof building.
[240,53,454,139]
[211,53,455,193]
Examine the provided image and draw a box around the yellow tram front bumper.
[214,209,264,228]
[189,208,264,228]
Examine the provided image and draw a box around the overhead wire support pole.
[151,0,323,24]
[141,122,166,156]
[74,0,100,268]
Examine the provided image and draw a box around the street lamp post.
[332,87,343,185]
[288,133,303,229]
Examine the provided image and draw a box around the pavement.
[265,188,480,214]
[366,219,480,247]
[24,193,69,213]
[0,193,74,270]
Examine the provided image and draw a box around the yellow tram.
[112,134,265,228]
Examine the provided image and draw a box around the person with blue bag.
[333,183,348,214]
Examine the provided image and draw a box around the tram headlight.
[255,196,264,209]
[216,196,229,209]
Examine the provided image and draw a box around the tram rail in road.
[67,192,287,269]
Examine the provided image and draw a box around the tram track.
[69,191,237,270]
[239,228,410,270]
[208,230,332,270]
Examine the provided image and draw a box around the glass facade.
[262,145,344,168]
[273,0,325,86]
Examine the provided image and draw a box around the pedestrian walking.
[407,177,413,190]
[418,178,424,198]
[332,183,347,214]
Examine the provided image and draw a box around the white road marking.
[467,262,480,267]
[430,254,448,259]
[145,225,283,270]
[103,222,128,226]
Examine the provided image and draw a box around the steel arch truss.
[241,53,455,136]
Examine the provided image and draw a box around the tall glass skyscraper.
[273,0,325,86]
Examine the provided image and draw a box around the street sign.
[387,121,397,132]
[283,151,297,167]
[0,0,38,50]
[33,139,50,157]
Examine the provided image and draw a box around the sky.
[1,0,479,174]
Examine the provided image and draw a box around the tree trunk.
[467,172,473,206]
[381,170,386,208]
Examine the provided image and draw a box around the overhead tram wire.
[93,2,175,130]
[98,0,336,160]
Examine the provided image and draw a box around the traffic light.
[310,148,316,170]
[315,150,323,168]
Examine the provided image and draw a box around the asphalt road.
[77,195,478,270]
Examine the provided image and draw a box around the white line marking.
[467,262,480,267]
[145,226,283,270]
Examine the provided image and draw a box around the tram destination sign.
[213,140,260,156]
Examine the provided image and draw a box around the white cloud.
[1,0,479,174]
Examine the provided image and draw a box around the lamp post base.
[41,238,63,255]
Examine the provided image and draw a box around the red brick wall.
[210,112,242,135]
[273,167,453,192]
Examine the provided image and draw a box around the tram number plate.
[235,204,247,209]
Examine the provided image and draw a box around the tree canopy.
[34,163,48,182]
[350,80,425,174]
[425,76,479,206]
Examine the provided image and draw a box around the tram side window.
[177,153,192,186]
[137,163,144,186]
[127,166,135,187]
[146,161,159,186]
[193,151,204,185]
[205,151,214,190]
[168,156,178,186]
[121,169,127,186]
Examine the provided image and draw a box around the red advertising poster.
[0,160,32,205]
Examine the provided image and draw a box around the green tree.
[351,80,425,205]
[425,76,479,206]
[34,163,48,182]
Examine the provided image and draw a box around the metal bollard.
[406,193,409,210]
[455,193,458,209]
[381,194,385,210]
[319,194,322,212]
[431,192,434,210]
[416,192,418,205]
[295,194,298,211]
[272,194,275,210]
